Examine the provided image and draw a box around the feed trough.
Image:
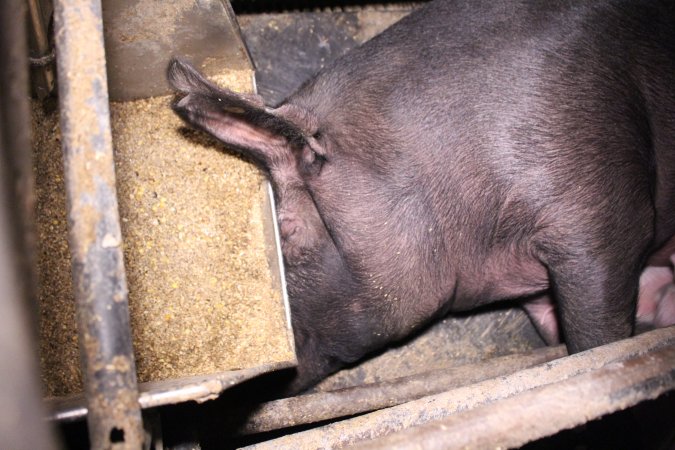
[28,0,295,446]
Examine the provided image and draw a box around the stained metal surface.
[244,326,675,449]
[356,341,675,449]
[46,360,296,422]
[261,181,295,353]
[102,0,254,101]
[0,1,57,448]
[230,346,566,435]
[53,0,143,447]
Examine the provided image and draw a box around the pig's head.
[167,59,445,391]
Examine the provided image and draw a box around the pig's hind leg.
[537,189,654,354]
[524,264,675,349]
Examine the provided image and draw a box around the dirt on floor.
[34,70,293,398]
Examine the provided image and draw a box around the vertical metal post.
[0,0,57,448]
[27,0,56,99]
[53,0,144,448]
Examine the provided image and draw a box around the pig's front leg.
[538,197,653,353]
[549,256,638,353]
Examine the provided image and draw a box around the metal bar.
[27,0,56,98]
[47,360,296,422]
[356,343,675,449]
[243,326,675,449]
[53,0,143,448]
[232,346,566,435]
[0,0,57,447]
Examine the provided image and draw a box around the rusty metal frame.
[243,326,675,449]
[355,342,675,449]
[230,346,567,435]
[53,0,144,447]
[44,1,295,435]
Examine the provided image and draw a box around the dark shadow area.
[523,391,675,450]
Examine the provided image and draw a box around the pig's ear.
[167,58,305,167]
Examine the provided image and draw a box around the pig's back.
[295,0,675,251]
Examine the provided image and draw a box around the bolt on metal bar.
[52,0,143,448]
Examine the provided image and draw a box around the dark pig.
[168,0,675,391]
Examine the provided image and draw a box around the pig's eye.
[301,146,326,176]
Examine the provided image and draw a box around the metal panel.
[47,361,295,422]
[102,0,254,101]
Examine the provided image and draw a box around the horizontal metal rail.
[231,346,567,435]
[357,342,675,449]
[244,326,675,449]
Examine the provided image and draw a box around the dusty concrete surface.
[237,10,410,105]
[34,71,292,398]
[312,308,545,392]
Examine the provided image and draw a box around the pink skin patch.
[654,284,675,327]
[522,295,560,345]
[638,266,675,327]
